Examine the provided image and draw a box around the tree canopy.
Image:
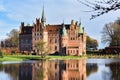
[36,40,49,58]
[77,0,120,19]
[86,36,98,50]
[7,29,19,47]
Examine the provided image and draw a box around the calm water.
[0,59,120,80]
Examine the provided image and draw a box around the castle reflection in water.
[1,59,120,80]
[19,60,86,80]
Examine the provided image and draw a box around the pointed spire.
[41,5,46,26]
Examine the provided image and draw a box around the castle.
[19,7,86,56]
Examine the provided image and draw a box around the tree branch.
[77,0,120,19]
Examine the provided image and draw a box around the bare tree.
[77,0,120,19]
[102,18,120,46]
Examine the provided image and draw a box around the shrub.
[0,49,3,58]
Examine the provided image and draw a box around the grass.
[0,54,120,62]
[87,54,120,58]
[46,55,86,60]
[0,55,87,62]
[0,55,43,62]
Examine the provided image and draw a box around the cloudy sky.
[0,0,120,48]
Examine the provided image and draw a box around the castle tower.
[61,22,68,55]
[78,21,86,55]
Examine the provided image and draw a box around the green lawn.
[0,55,86,62]
[0,55,42,62]
[0,54,120,62]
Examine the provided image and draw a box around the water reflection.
[86,63,98,77]
[106,62,120,80]
[0,60,86,80]
[4,63,19,80]
[0,59,120,80]
[0,64,3,71]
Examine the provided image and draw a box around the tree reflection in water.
[3,63,19,80]
[86,63,98,77]
[106,62,120,80]
[0,64,3,71]
[1,59,120,80]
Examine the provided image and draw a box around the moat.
[0,59,120,80]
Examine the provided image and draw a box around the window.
[55,46,57,50]
[50,39,52,43]
[55,63,57,69]
[76,63,78,68]
[55,39,57,43]
[77,50,79,54]
[68,50,69,54]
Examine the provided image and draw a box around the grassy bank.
[0,55,86,62]
[0,54,120,62]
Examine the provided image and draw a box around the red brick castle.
[19,7,86,55]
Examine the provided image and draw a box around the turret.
[78,21,84,34]
[36,18,40,25]
[61,22,68,55]
[70,20,74,30]
[75,21,79,30]
[62,23,67,36]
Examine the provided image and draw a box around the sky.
[0,0,120,49]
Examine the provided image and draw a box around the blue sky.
[0,0,120,48]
